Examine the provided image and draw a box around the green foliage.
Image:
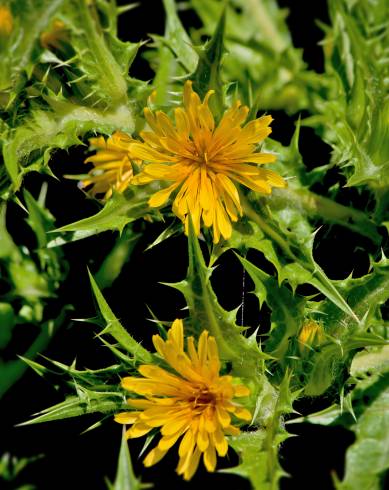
[107,430,150,490]
[190,0,322,112]
[1,1,388,489]
[0,452,42,489]
[0,0,65,96]
[303,0,389,219]
[53,186,156,237]
[227,374,297,490]
[169,220,266,376]
[88,270,154,365]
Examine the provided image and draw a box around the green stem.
[274,188,381,243]
[241,194,298,261]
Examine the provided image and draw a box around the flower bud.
[298,320,325,354]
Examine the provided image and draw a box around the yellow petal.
[178,429,195,457]
[114,411,140,424]
[158,431,183,451]
[212,428,228,457]
[234,406,252,421]
[234,384,251,397]
[216,406,231,428]
[181,447,201,481]
[203,444,217,472]
[197,429,209,452]
[126,422,152,438]
[169,318,184,351]
[143,446,167,467]
[149,182,180,207]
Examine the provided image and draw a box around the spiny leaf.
[167,218,267,377]
[160,0,198,73]
[337,373,389,490]
[0,0,65,94]
[88,270,154,365]
[109,429,148,490]
[3,100,134,189]
[18,391,123,425]
[191,7,226,116]
[237,254,306,361]
[226,374,296,490]
[54,187,151,236]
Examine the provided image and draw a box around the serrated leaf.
[226,374,296,490]
[88,270,154,365]
[336,373,389,490]
[19,392,123,425]
[191,8,226,116]
[109,429,146,490]
[3,100,134,188]
[54,187,151,235]
[190,0,320,113]
[0,0,65,94]
[160,0,198,73]
[237,255,305,361]
[169,219,267,377]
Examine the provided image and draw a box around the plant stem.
[241,194,298,261]
[274,187,381,243]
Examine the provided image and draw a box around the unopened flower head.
[298,320,325,353]
[130,80,286,243]
[115,319,251,480]
[40,20,68,50]
[0,5,13,37]
[81,131,137,200]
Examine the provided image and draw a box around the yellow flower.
[130,80,286,243]
[0,5,13,37]
[81,131,136,199]
[298,320,325,353]
[115,319,251,480]
[40,20,68,50]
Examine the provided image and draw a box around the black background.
[1,1,374,489]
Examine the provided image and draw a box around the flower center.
[188,387,217,409]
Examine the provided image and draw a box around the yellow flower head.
[0,5,13,37]
[40,20,68,50]
[298,320,325,353]
[81,131,137,199]
[130,80,286,243]
[115,319,251,480]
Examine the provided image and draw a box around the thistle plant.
[1,1,388,489]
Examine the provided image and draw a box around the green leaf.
[109,429,147,490]
[237,255,305,361]
[305,0,389,215]
[168,219,267,377]
[241,195,358,322]
[0,302,15,349]
[226,374,296,490]
[191,7,226,116]
[302,256,389,396]
[19,391,123,425]
[54,187,151,236]
[3,99,134,188]
[336,373,389,490]
[61,0,129,106]
[95,226,140,289]
[190,0,319,113]
[88,270,154,365]
[160,0,198,73]
[0,0,65,93]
